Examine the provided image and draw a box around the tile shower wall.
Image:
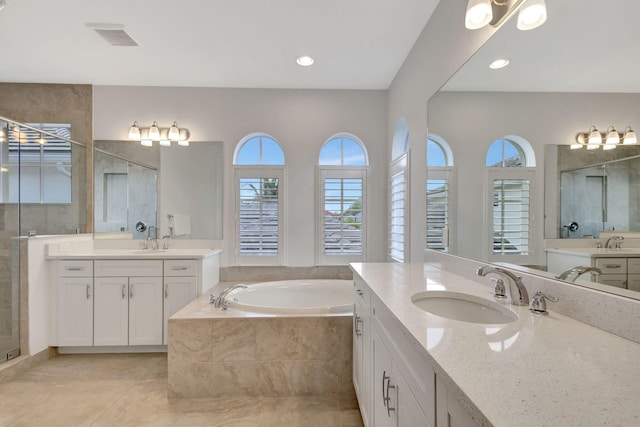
[168,316,354,399]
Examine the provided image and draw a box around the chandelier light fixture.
[572,125,638,151]
[127,121,190,147]
[464,0,547,31]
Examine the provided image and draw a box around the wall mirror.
[426,0,640,297]
[93,140,223,239]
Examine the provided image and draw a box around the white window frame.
[234,166,286,265]
[426,167,456,253]
[389,151,410,262]
[316,167,367,265]
[485,167,535,265]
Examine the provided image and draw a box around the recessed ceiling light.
[489,58,510,69]
[296,56,314,67]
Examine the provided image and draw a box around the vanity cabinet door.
[596,274,627,289]
[58,277,94,346]
[94,277,129,346]
[353,279,372,426]
[163,276,198,344]
[372,327,394,427]
[129,276,164,345]
[436,375,478,427]
[627,275,640,292]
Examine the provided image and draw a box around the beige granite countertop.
[46,247,222,260]
[546,247,640,257]
[351,262,640,427]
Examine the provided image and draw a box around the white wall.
[92,87,388,266]
[427,91,640,265]
[386,0,500,262]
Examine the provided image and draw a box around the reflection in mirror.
[93,141,223,240]
[425,0,640,298]
[1,118,87,236]
[94,149,157,239]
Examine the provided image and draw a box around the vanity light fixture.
[465,0,546,31]
[489,58,510,69]
[573,125,638,150]
[296,56,314,67]
[127,121,191,147]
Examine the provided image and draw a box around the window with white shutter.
[317,134,368,264]
[426,136,455,252]
[389,152,409,262]
[485,138,535,264]
[234,134,285,265]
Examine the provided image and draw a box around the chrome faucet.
[556,266,601,282]
[605,236,624,249]
[476,266,529,306]
[211,284,248,308]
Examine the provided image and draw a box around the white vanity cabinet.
[353,288,434,427]
[353,278,372,426]
[94,260,164,346]
[163,260,198,344]
[57,260,94,346]
[435,376,477,427]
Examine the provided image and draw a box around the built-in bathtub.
[168,278,355,400]
[227,279,353,314]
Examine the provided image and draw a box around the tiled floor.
[0,353,364,427]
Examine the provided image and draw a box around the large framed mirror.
[426,0,640,297]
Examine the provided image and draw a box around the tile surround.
[168,315,354,399]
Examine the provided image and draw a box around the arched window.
[389,118,410,262]
[426,134,455,252]
[234,133,285,165]
[234,133,285,265]
[319,134,368,166]
[317,133,368,264]
[485,136,535,263]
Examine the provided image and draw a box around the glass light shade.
[128,121,141,140]
[605,126,620,145]
[603,144,617,151]
[623,127,638,145]
[148,121,160,140]
[465,0,492,29]
[517,0,547,30]
[586,144,600,150]
[570,143,583,150]
[575,134,586,146]
[587,126,602,146]
[140,139,153,147]
[168,121,180,141]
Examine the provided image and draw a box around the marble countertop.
[546,247,640,257]
[351,262,640,427]
[46,247,222,260]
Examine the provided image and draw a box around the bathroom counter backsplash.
[351,261,640,427]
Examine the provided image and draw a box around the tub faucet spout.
[212,284,248,308]
[556,266,601,282]
[476,266,529,306]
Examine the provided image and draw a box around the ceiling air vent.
[85,23,139,47]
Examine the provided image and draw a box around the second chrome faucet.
[476,266,529,306]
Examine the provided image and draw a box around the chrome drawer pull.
[129,284,134,298]
[66,267,84,271]
[86,285,91,299]
[172,266,189,270]
[122,284,126,299]
[354,315,362,336]
[386,377,396,417]
[604,264,622,268]
[165,284,169,298]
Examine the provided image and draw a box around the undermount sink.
[411,291,518,324]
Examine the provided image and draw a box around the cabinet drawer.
[164,260,197,276]
[595,258,627,274]
[353,278,371,302]
[627,258,640,274]
[627,275,640,292]
[596,274,627,288]
[94,260,163,277]
[59,260,93,277]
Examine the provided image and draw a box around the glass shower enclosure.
[0,117,87,363]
